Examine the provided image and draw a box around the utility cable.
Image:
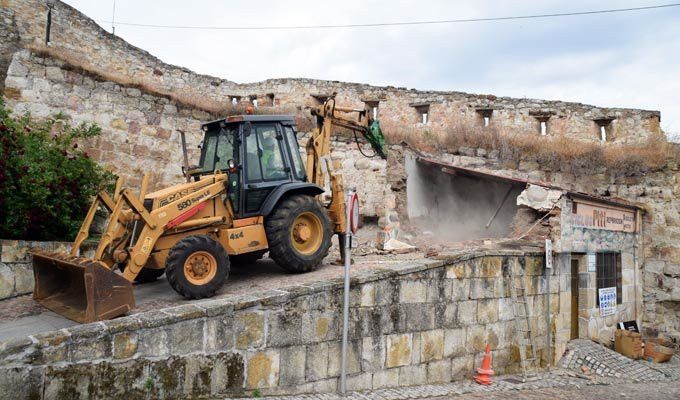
[95,3,680,31]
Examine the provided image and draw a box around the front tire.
[265,194,332,273]
[165,235,229,299]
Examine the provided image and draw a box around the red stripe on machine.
[164,202,208,229]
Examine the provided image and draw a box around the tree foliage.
[0,100,115,240]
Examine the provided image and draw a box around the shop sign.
[599,287,617,316]
[573,201,636,233]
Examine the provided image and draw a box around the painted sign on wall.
[572,201,636,233]
[599,287,617,316]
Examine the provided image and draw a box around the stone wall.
[400,147,680,346]
[0,240,96,301]
[2,0,663,146]
[3,50,390,216]
[0,1,20,93]
[0,250,562,399]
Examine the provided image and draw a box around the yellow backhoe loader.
[32,95,387,323]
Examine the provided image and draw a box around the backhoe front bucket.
[32,251,135,323]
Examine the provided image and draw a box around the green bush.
[0,100,115,240]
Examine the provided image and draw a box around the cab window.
[257,125,287,181]
[199,126,237,173]
[245,124,288,182]
[284,126,306,180]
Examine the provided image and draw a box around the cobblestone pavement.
[428,380,680,399]
[231,370,678,400]
[232,340,680,400]
[560,339,669,381]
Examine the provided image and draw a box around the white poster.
[599,287,617,316]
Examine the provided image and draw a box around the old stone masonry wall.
[2,0,663,145]
[404,147,680,346]
[0,250,557,399]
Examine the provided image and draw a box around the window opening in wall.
[476,109,493,127]
[364,101,380,120]
[596,252,622,306]
[253,99,258,108]
[231,97,238,106]
[267,93,275,106]
[595,119,614,142]
[540,121,547,136]
[414,105,430,124]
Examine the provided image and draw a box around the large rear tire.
[165,235,229,299]
[265,194,332,273]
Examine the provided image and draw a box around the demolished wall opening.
[406,154,525,242]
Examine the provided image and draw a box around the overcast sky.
[62,0,680,134]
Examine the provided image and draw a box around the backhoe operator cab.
[193,115,316,218]
[186,114,332,273]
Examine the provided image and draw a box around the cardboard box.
[615,329,643,359]
[644,338,675,363]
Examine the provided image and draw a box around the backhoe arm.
[305,95,387,235]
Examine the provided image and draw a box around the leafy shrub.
[0,100,115,240]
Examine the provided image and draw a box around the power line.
[96,3,680,31]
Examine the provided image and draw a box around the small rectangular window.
[540,121,547,136]
[365,101,379,120]
[245,130,263,182]
[596,252,622,306]
[476,109,493,127]
[284,126,306,180]
[414,105,429,124]
[595,119,614,142]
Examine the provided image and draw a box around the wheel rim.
[290,212,323,255]
[183,251,217,285]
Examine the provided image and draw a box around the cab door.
[242,122,292,216]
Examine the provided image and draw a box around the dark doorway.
[571,258,580,339]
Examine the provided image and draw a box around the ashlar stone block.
[385,333,412,368]
[246,350,280,389]
[235,311,264,349]
[399,280,428,303]
[278,346,306,386]
[372,368,399,389]
[457,300,478,326]
[305,342,329,381]
[443,328,466,358]
[420,329,444,362]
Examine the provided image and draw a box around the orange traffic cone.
[474,343,494,385]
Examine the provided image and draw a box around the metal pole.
[340,190,352,395]
[111,0,117,35]
[485,185,513,229]
[545,258,551,370]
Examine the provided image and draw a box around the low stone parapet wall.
[0,239,92,300]
[0,249,554,399]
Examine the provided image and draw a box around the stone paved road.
[430,380,680,399]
